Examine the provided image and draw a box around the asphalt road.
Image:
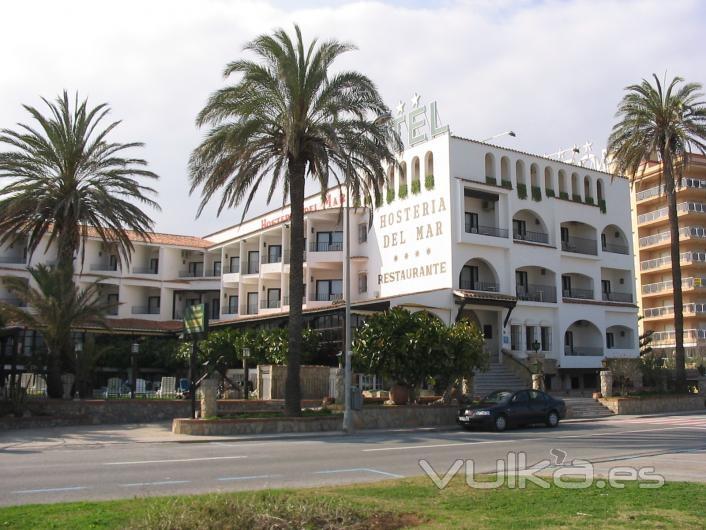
[1,413,705,506]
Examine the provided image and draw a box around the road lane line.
[217,474,283,481]
[313,468,404,478]
[121,480,191,487]
[557,426,706,438]
[104,456,247,465]
[13,486,87,494]
[362,438,543,452]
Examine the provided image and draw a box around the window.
[525,326,536,351]
[516,270,528,292]
[149,258,159,274]
[188,261,203,276]
[211,299,219,319]
[510,325,522,351]
[213,260,221,276]
[483,324,493,339]
[565,331,574,352]
[562,275,572,296]
[606,332,615,349]
[460,265,479,290]
[228,295,238,314]
[247,251,259,274]
[601,233,607,249]
[602,280,611,295]
[109,254,118,271]
[529,390,546,403]
[513,219,527,238]
[358,273,368,294]
[316,279,343,301]
[247,292,258,314]
[267,288,281,308]
[267,245,282,263]
[358,223,368,244]
[540,327,552,351]
[147,296,160,314]
[315,231,343,251]
[465,212,479,233]
[229,256,240,274]
[512,390,529,403]
[560,226,569,244]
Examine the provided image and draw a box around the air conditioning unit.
[481,200,495,211]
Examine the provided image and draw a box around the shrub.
[411,179,421,194]
[599,199,607,213]
[559,191,569,200]
[545,188,555,197]
[572,194,582,202]
[386,188,395,204]
[485,176,497,186]
[424,174,434,190]
[398,184,408,199]
[501,180,512,190]
[531,186,541,201]
[585,196,595,205]
[517,183,527,199]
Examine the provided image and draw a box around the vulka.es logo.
[419,449,665,490]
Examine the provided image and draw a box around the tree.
[189,25,399,415]
[0,91,159,271]
[0,265,114,397]
[352,308,488,400]
[607,75,706,393]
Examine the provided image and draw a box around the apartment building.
[631,154,706,355]
[0,109,640,390]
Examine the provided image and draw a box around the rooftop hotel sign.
[393,93,450,147]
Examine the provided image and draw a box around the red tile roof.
[83,227,213,249]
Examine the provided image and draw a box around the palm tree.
[190,25,400,415]
[0,91,160,271]
[0,265,115,397]
[608,74,706,392]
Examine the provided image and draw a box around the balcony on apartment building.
[515,266,556,303]
[643,303,706,320]
[460,259,500,292]
[636,178,706,202]
[90,255,119,273]
[131,301,161,316]
[640,251,706,272]
[639,226,706,249]
[651,328,706,347]
[601,291,633,303]
[512,211,549,245]
[564,320,603,356]
[601,225,630,255]
[642,277,706,296]
[637,202,706,226]
[561,273,594,300]
[560,222,598,256]
[516,284,557,303]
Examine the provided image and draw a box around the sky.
[1,0,705,236]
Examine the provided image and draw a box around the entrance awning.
[453,289,518,326]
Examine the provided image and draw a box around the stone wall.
[257,365,331,400]
[352,405,458,430]
[598,395,706,415]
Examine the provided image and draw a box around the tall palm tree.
[0,265,115,397]
[190,25,400,415]
[608,74,706,392]
[0,91,160,271]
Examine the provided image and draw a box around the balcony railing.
[643,303,706,319]
[131,306,160,315]
[602,291,633,303]
[465,225,509,238]
[562,288,593,300]
[221,306,239,316]
[313,292,344,302]
[638,202,706,224]
[651,329,706,345]
[0,297,26,307]
[642,277,706,295]
[459,280,500,292]
[640,226,706,248]
[561,236,598,255]
[223,263,240,274]
[636,178,706,201]
[283,296,307,305]
[178,270,203,278]
[602,242,629,255]
[260,299,281,309]
[132,266,158,274]
[512,230,549,244]
[0,256,26,264]
[516,284,557,303]
[261,253,282,264]
[246,304,258,315]
[640,251,706,271]
[309,242,343,252]
[90,263,118,272]
[564,346,603,356]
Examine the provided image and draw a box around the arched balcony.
[459,258,499,293]
[564,320,603,357]
[558,169,568,198]
[606,325,635,350]
[544,167,555,196]
[515,266,557,303]
[561,273,594,300]
[411,156,421,194]
[583,175,594,203]
[601,225,629,255]
[512,209,550,244]
[571,172,581,200]
[530,163,540,200]
[485,153,496,182]
[560,221,598,255]
[424,151,434,189]
[500,156,510,187]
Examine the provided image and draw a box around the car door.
[506,391,531,426]
[528,390,549,423]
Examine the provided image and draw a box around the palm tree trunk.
[664,161,687,392]
[285,160,305,416]
[46,345,64,398]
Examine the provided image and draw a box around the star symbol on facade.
[410,92,421,108]
[396,100,405,115]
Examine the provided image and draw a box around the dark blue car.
[458,389,566,432]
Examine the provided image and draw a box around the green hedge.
[501,180,512,190]
[585,196,595,205]
[386,188,395,204]
[517,183,527,199]
[531,186,542,201]
[599,199,607,213]
[425,174,434,190]
[486,176,497,186]
[545,188,555,197]
[399,184,408,199]
[559,191,569,200]
[572,194,582,203]
[411,180,421,194]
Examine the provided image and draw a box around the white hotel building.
[0,102,639,392]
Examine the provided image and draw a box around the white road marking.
[557,426,706,438]
[362,438,542,452]
[313,468,404,478]
[13,486,87,494]
[121,480,191,487]
[217,474,283,481]
[104,455,247,465]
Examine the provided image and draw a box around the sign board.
[184,303,208,335]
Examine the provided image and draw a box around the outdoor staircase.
[559,397,614,419]
[473,361,527,397]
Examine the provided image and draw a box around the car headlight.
[473,410,491,416]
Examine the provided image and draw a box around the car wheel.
[494,414,507,432]
[546,410,559,428]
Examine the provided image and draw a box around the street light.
[481,131,517,142]
[130,341,139,399]
[242,347,250,400]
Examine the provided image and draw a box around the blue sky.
[1,0,705,235]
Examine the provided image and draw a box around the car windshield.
[480,391,513,404]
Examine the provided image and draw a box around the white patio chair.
[157,376,176,399]
[134,378,150,398]
[104,377,123,399]
[30,375,47,397]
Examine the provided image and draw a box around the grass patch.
[1,476,705,529]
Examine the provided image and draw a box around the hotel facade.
[631,154,706,356]
[0,105,639,392]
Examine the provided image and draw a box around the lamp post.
[130,341,139,399]
[74,340,83,399]
[342,183,354,434]
[242,347,250,400]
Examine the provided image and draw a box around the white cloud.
[1,0,704,235]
